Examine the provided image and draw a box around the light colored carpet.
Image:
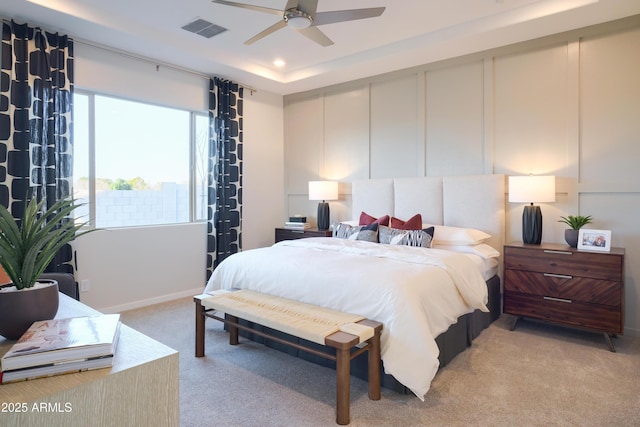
[120,297,640,427]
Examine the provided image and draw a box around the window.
[73,92,208,228]
[194,114,209,221]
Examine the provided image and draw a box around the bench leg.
[195,299,205,357]
[368,333,381,401]
[335,347,350,425]
[228,314,239,345]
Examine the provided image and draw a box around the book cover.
[1,314,121,372]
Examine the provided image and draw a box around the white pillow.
[424,224,491,246]
[432,243,500,259]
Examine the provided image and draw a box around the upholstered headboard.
[352,175,506,252]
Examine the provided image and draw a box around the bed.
[204,174,505,400]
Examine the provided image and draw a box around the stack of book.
[0,314,121,384]
[284,216,310,230]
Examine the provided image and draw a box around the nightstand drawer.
[504,269,621,307]
[504,245,623,281]
[503,291,622,333]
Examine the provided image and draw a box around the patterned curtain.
[206,77,243,279]
[0,20,75,274]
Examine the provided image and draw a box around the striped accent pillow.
[380,226,434,248]
[333,222,379,242]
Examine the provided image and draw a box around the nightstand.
[275,227,333,243]
[503,242,625,351]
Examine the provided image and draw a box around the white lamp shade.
[308,181,338,201]
[508,175,556,203]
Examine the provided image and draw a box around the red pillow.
[390,214,423,230]
[359,211,390,226]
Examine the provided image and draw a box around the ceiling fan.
[211,0,385,47]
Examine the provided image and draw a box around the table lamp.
[508,175,556,244]
[309,181,338,230]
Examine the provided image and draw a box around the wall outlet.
[80,280,90,292]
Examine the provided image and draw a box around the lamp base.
[317,202,330,230]
[522,205,542,244]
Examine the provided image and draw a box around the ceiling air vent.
[181,18,227,39]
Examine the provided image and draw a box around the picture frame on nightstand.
[578,229,611,252]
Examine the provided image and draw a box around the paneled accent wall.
[370,75,423,179]
[426,61,485,176]
[283,16,640,336]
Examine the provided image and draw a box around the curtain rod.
[74,38,257,95]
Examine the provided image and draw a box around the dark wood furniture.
[194,294,382,425]
[503,242,625,351]
[275,227,333,242]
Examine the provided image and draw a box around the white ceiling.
[2,0,639,95]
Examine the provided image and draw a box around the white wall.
[283,17,640,336]
[242,89,285,250]
[74,44,284,312]
[74,223,206,311]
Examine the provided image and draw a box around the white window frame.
[74,89,208,228]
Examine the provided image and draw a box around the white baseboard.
[97,287,205,314]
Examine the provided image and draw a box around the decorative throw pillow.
[379,226,434,248]
[400,227,434,248]
[359,211,390,226]
[390,214,423,230]
[379,226,405,244]
[333,222,379,242]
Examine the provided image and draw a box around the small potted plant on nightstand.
[558,215,593,248]
[0,197,93,340]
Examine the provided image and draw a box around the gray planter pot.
[565,229,579,248]
[0,280,59,340]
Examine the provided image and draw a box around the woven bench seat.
[194,290,383,425]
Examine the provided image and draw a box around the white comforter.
[204,237,489,400]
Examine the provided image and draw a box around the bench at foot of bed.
[194,291,383,425]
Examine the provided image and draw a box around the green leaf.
[558,215,593,230]
[0,197,97,289]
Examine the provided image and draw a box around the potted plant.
[0,197,93,339]
[558,214,593,248]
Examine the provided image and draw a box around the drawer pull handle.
[544,296,572,304]
[543,250,573,255]
[544,273,573,280]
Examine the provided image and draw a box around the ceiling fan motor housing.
[284,9,313,29]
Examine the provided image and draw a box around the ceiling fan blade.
[295,26,333,47]
[211,0,283,17]
[296,0,318,15]
[244,20,287,45]
[313,7,385,26]
[284,0,299,11]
